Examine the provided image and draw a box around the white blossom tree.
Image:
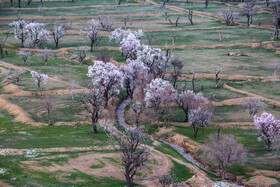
[254,112,280,151]
[80,19,102,52]
[144,78,177,127]
[136,45,169,78]
[17,49,31,65]
[9,19,28,47]
[37,48,54,65]
[87,61,122,107]
[25,22,50,48]
[120,33,140,60]
[31,70,48,96]
[51,21,72,49]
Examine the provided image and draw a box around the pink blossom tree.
[87,61,122,107]
[31,70,48,96]
[241,97,265,117]
[254,112,280,151]
[203,134,246,179]
[189,106,212,138]
[80,19,102,52]
[144,78,177,127]
[177,90,210,122]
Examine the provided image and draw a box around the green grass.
[170,159,193,183]
[90,159,105,169]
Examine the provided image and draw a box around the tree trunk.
[47,111,51,125]
[45,60,48,65]
[267,140,272,151]
[0,46,4,58]
[24,59,26,65]
[247,16,250,27]
[10,0,13,7]
[40,0,44,5]
[21,32,24,48]
[125,171,133,187]
[18,0,21,8]
[55,41,59,49]
[90,41,94,52]
[266,0,269,7]
[194,127,199,138]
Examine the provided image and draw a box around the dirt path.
[0,181,12,187]
[0,12,183,21]
[0,145,116,156]
[0,3,141,10]
[0,96,45,126]
[224,83,280,106]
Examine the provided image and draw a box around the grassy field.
[0,0,280,186]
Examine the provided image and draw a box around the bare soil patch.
[247,175,279,187]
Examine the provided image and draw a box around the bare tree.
[95,50,110,63]
[271,1,280,39]
[170,58,183,88]
[169,32,176,46]
[105,125,149,187]
[12,69,26,83]
[203,134,246,179]
[146,33,154,45]
[17,49,31,65]
[240,0,258,27]
[41,95,57,125]
[37,48,54,65]
[0,31,9,58]
[205,0,209,8]
[241,97,265,117]
[1,69,11,78]
[129,101,144,127]
[159,174,176,187]
[212,65,222,88]
[188,8,193,25]
[82,88,104,133]
[67,80,79,100]
[218,9,236,26]
[116,0,123,5]
[75,46,87,65]
[175,16,181,27]
[51,21,72,49]
[123,15,132,29]
[98,16,114,31]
